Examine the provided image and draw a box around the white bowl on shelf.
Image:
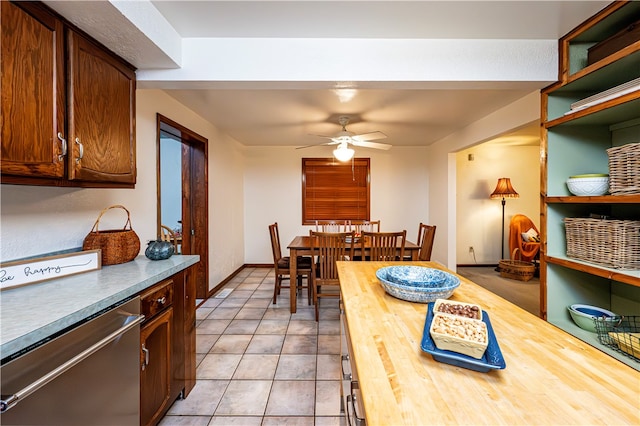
[566,174,609,196]
[567,304,617,333]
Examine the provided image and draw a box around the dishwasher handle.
[0,313,144,413]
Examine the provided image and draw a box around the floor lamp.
[490,178,519,260]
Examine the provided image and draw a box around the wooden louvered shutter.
[302,158,370,225]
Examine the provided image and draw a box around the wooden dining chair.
[315,220,348,232]
[269,223,313,305]
[309,230,355,321]
[417,223,436,261]
[160,225,179,253]
[361,230,406,261]
[346,220,381,234]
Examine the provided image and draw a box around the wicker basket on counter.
[82,205,140,265]
[565,217,640,270]
[607,142,640,195]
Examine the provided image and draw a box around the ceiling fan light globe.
[333,145,355,162]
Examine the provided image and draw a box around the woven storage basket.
[607,142,640,195]
[499,250,536,281]
[565,217,640,270]
[82,205,140,265]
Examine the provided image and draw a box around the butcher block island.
[337,261,639,425]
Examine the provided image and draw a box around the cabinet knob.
[75,138,84,163]
[57,133,67,160]
[157,296,166,305]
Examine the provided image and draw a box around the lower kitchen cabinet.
[140,308,173,426]
[340,300,366,426]
[139,268,196,426]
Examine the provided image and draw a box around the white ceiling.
[44,1,611,149]
[149,1,605,40]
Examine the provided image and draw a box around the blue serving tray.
[420,302,506,373]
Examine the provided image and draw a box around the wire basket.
[594,316,640,362]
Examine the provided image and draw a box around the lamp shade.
[333,142,355,162]
[490,178,519,199]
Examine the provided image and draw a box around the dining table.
[286,235,420,313]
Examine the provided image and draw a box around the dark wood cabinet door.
[1,1,65,179]
[183,267,197,396]
[67,30,136,184]
[140,307,173,426]
[170,269,197,399]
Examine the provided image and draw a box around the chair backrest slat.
[346,219,381,234]
[362,230,406,261]
[160,225,178,252]
[315,220,349,232]
[310,231,354,282]
[417,223,436,261]
[269,222,282,263]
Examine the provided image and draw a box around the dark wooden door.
[157,115,209,299]
[184,137,209,299]
[140,307,173,426]
[1,1,66,179]
[67,30,136,184]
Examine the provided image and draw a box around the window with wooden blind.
[302,158,370,225]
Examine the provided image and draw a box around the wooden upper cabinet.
[67,31,136,184]
[0,1,66,179]
[1,1,136,187]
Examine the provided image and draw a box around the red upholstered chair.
[509,214,540,262]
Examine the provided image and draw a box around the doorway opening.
[156,114,209,299]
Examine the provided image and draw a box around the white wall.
[0,89,245,292]
[456,144,540,264]
[243,145,429,264]
[427,91,541,269]
[1,88,540,289]
[137,90,246,291]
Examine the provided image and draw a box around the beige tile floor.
[159,267,346,426]
[159,265,536,425]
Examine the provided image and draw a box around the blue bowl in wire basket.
[567,304,618,333]
[376,266,460,303]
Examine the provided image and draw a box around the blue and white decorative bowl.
[386,265,447,287]
[376,266,460,303]
[567,304,617,333]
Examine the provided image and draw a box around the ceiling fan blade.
[351,140,392,150]
[352,131,387,142]
[308,133,334,139]
[297,138,339,149]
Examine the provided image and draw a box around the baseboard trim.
[244,263,272,268]
[200,263,275,306]
[201,265,248,304]
[457,264,499,268]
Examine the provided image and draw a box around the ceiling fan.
[298,115,392,161]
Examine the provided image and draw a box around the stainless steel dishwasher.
[1,296,144,425]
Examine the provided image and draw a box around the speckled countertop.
[0,255,199,361]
